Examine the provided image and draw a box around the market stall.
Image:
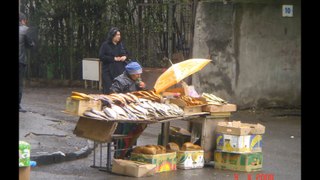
[63,58,240,175]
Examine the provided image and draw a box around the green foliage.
[21,0,194,80]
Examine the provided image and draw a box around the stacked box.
[111,159,156,177]
[214,121,265,172]
[130,152,177,173]
[216,133,263,153]
[214,151,263,172]
[176,150,204,169]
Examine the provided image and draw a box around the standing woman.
[99,27,129,94]
[19,12,35,112]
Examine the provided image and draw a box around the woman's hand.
[114,56,121,61]
[119,56,127,61]
[138,81,146,89]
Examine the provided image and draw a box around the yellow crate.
[130,152,177,173]
[65,97,102,116]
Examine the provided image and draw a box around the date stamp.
[234,173,274,180]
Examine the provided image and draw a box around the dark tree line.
[20,0,195,80]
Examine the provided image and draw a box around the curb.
[31,145,93,166]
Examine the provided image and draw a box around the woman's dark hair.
[110,27,120,37]
[19,12,27,21]
[107,27,120,42]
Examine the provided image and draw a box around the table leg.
[160,122,170,146]
[84,80,88,89]
[99,143,102,167]
[92,141,96,167]
[107,142,111,171]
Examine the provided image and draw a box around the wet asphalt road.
[20,87,301,180]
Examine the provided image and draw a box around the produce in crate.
[71,91,94,100]
[82,100,184,121]
[133,145,167,155]
[179,95,206,106]
[70,90,184,121]
[131,90,162,102]
[202,92,228,105]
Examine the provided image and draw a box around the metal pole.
[99,143,102,167]
[107,142,112,171]
[161,122,170,146]
[168,1,173,60]
[93,141,96,167]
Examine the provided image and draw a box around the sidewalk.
[19,87,100,165]
[18,86,190,166]
[19,109,92,165]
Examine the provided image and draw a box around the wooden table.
[186,112,231,163]
[158,112,231,163]
[73,114,208,171]
[73,111,232,170]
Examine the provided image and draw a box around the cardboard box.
[111,159,156,177]
[19,141,30,167]
[73,116,117,143]
[177,150,204,169]
[216,133,263,153]
[130,152,177,173]
[65,97,102,116]
[19,166,30,180]
[202,103,237,113]
[216,121,265,135]
[214,151,263,172]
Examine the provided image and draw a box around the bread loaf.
[191,144,203,150]
[166,142,180,151]
[158,145,166,154]
[154,145,166,154]
[132,146,144,154]
[159,145,166,152]
[133,144,168,155]
[154,145,162,154]
[181,142,203,151]
[140,146,157,155]
[181,142,194,151]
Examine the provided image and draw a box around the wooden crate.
[170,97,206,115]
[183,105,204,115]
[202,103,237,113]
[210,112,231,118]
[65,97,102,116]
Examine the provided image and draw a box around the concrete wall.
[192,0,301,109]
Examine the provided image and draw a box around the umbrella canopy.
[153,58,212,93]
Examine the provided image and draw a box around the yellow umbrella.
[153,58,212,93]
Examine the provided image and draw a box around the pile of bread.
[132,142,202,155]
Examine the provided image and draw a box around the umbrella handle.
[163,56,173,66]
